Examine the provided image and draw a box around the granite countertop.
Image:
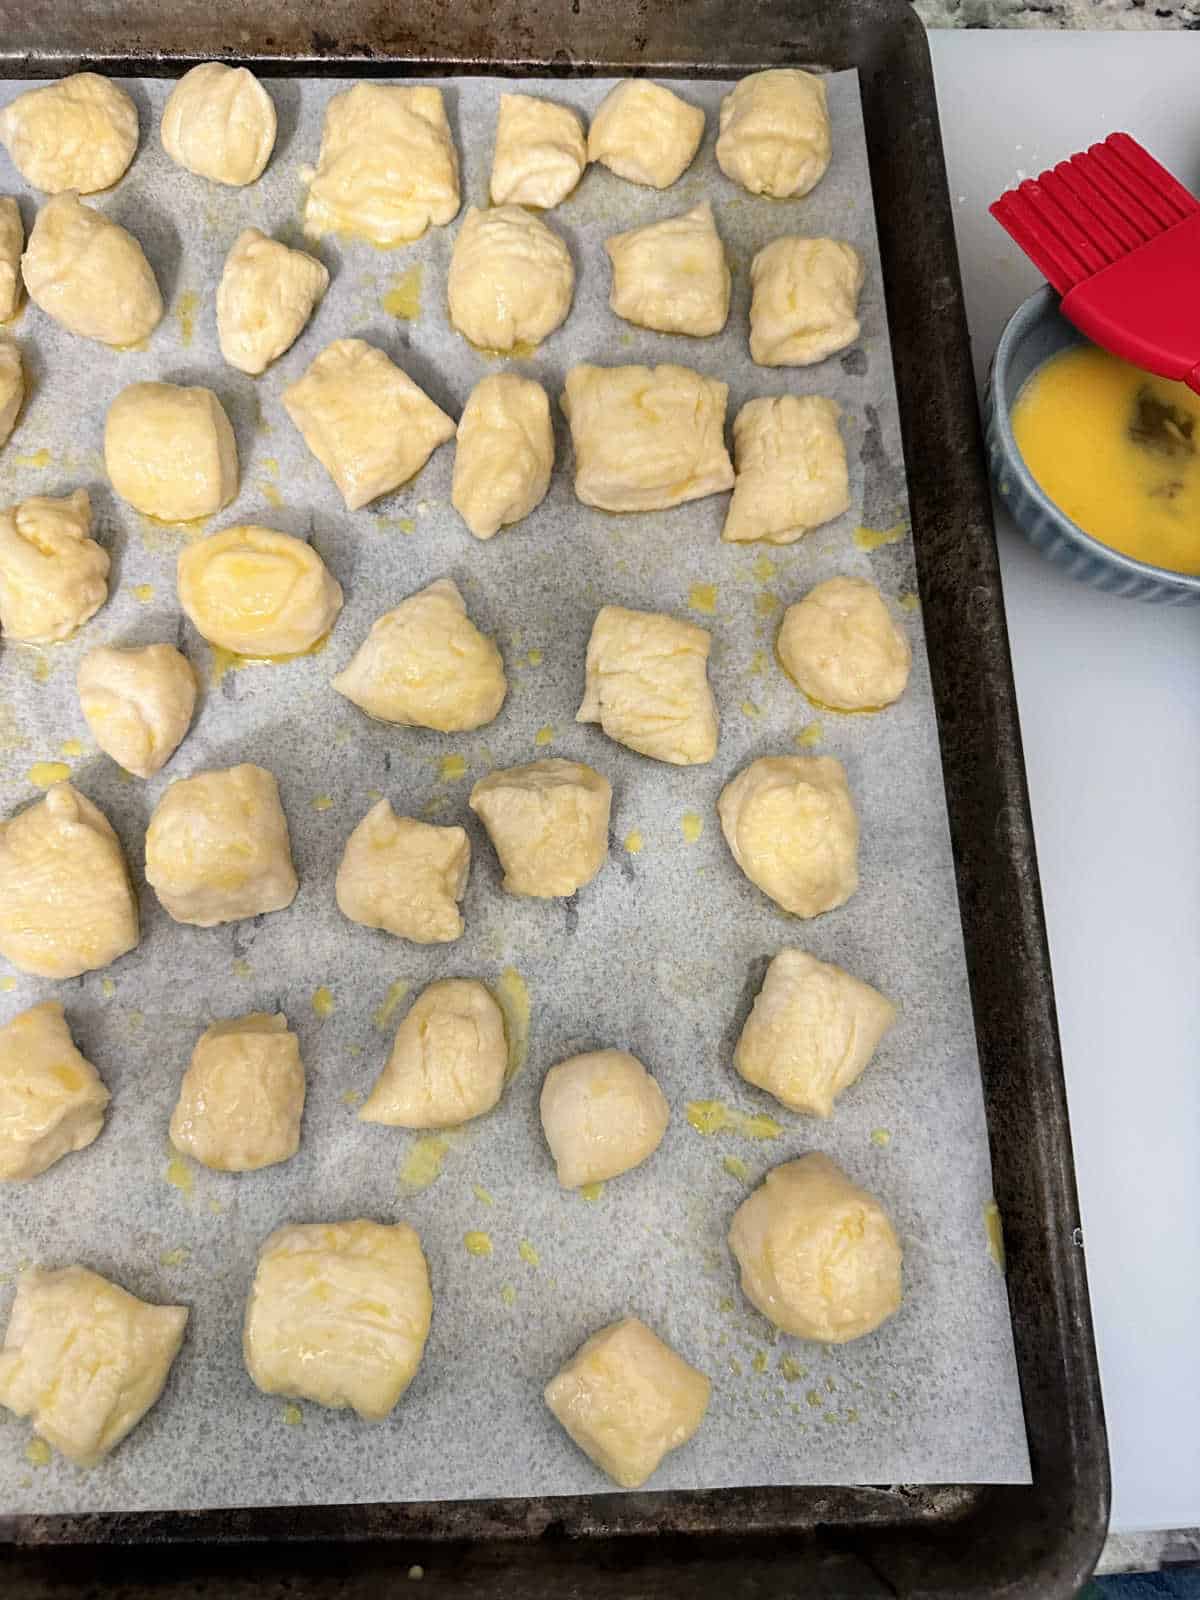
[914,0,1199,29]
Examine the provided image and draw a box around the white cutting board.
[930,30,1200,1535]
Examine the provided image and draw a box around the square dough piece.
[169,1012,305,1172]
[0,197,24,321]
[561,363,733,513]
[0,1265,187,1466]
[144,763,297,927]
[243,1219,433,1420]
[587,81,704,189]
[0,1001,110,1182]
[722,395,849,546]
[469,758,611,899]
[304,83,460,246]
[545,1317,711,1488]
[336,800,470,944]
[605,202,730,338]
[452,373,553,540]
[578,604,718,765]
[490,93,586,210]
[0,782,139,980]
[749,236,864,367]
[734,948,896,1117]
[283,338,455,511]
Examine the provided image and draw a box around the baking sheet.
[0,70,1030,1514]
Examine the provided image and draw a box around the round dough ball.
[105,382,238,522]
[0,340,23,448]
[169,1013,305,1172]
[0,783,139,979]
[359,978,507,1129]
[490,92,586,210]
[718,754,858,918]
[160,63,276,186]
[0,488,108,643]
[715,69,832,199]
[734,948,896,1117]
[144,763,298,928]
[243,1219,432,1421]
[332,577,506,733]
[448,204,574,353]
[451,373,553,540]
[336,801,469,945]
[545,1317,710,1489]
[77,642,197,779]
[22,192,162,348]
[217,228,329,376]
[177,524,342,658]
[587,80,704,189]
[0,1265,187,1466]
[469,758,612,899]
[777,576,912,712]
[0,1001,110,1182]
[539,1049,669,1189]
[728,1154,902,1342]
[0,74,138,194]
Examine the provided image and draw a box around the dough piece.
[283,338,454,511]
[561,363,734,513]
[304,83,459,247]
[448,205,574,354]
[243,1219,432,1420]
[337,802,469,945]
[0,783,138,979]
[360,978,506,1128]
[577,604,718,765]
[470,759,611,899]
[605,202,730,338]
[217,228,329,376]
[749,236,865,368]
[0,1001,110,1182]
[333,577,506,733]
[545,1317,710,1488]
[145,763,298,928]
[778,576,912,711]
[716,69,832,199]
[718,754,858,918]
[160,63,276,186]
[587,82,704,190]
[177,524,343,658]
[0,339,21,446]
[734,948,896,1117]
[728,1154,902,1342]
[105,383,237,522]
[490,93,586,210]
[22,193,162,347]
[0,197,24,320]
[723,395,849,546]
[77,643,197,779]
[540,1049,669,1189]
[0,488,108,642]
[0,1266,186,1466]
[0,74,138,194]
[452,373,553,540]
[169,1013,305,1172]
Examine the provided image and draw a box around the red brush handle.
[1061,209,1200,395]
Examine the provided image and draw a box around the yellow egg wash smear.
[1012,343,1200,576]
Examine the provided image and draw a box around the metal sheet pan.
[0,0,1110,1594]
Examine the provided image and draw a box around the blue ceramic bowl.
[984,284,1200,606]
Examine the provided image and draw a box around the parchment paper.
[0,71,1030,1515]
